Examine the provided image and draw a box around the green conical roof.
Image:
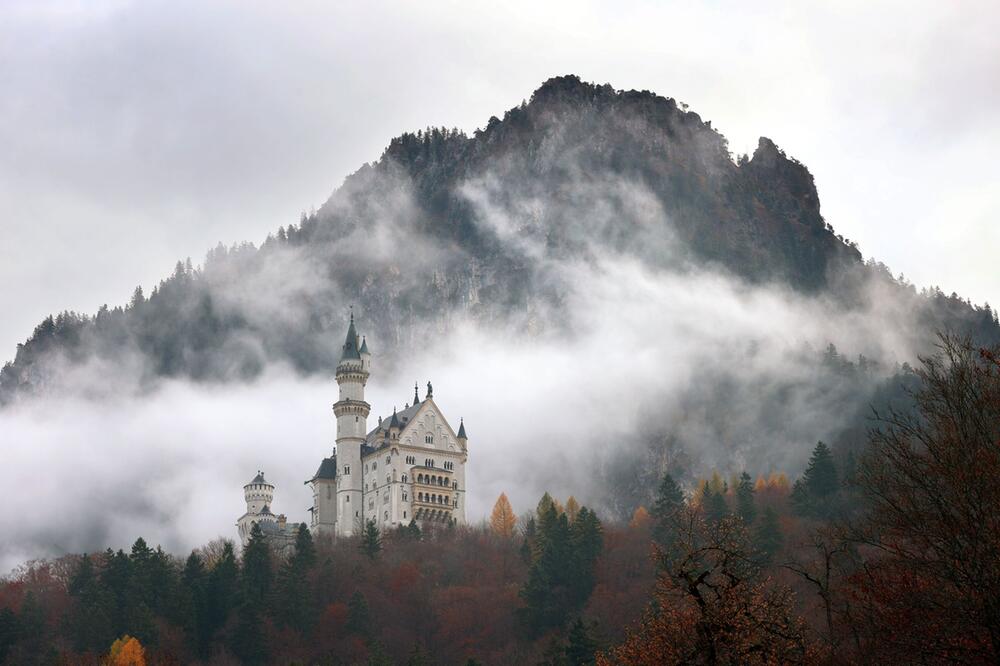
[359,336,370,355]
[340,314,361,361]
[457,418,467,439]
[389,407,401,429]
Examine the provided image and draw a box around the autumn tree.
[851,335,1000,662]
[565,496,581,523]
[108,635,146,666]
[629,506,651,529]
[490,493,517,538]
[601,510,810,664]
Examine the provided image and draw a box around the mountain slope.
[2,75,997,404]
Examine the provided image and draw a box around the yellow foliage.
[768,472,790,493]
[629,506,651,529]
[489,492,517,538]
[107,635,145,666]
[709,471,725,495]
[565,496,581,523]
[754,475,768,492]
[693,479,709,506]
[553,498,565,515]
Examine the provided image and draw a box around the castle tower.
[237,471,275,545]
[333,313,370,536]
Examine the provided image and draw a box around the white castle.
[237,315,469,547]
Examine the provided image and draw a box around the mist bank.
[1,250,924,575]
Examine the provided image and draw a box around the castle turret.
[332,313,370,536]
[237,471,275,545]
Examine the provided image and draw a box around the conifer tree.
[180,552,210,657]
[565,617,598,665]
[754,507,784,562]
[651,472,685,548]
[792,441,839,517]
[736,472,757,525]
[703,487,729,525]
[67,553,114,652]
[276,524,317,633]
[242,523,273,605]
[565,496,581,523]
[347,591,372,638]
[361,518,382,559]
[206,541,240,638]
[490,493,517,538]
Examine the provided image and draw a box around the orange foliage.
[565,496,581,523]
[489,493,517,538]
[107,635,145,666]
[629,506,651,529]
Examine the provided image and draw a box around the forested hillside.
[3,75,997,403]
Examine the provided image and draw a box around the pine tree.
[792,441,839,517]
[703,487,729,524]
[754,507,784,562]
[490,493,517,538]
[361,518,382,559]
[180,552,210,657]
[651,472,685,548]
[276,524,317,633]
[231,603,267,665]
[736,472,757,525]
[206,541,240,638]
[346,591,371,638]
[242,523,273,605]
[565,617,598,665]
[66,553,114,652]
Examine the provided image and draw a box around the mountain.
[2,74,997,404]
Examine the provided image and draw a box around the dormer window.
[425,434,434,444]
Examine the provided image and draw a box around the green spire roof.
[339,314,361,361]
[359,336,370,355]
[389,407,401,429]
[457,418,467,439]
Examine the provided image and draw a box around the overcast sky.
[1,0,998,358]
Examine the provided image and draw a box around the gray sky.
[2,0,998,358]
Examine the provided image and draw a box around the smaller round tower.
[237,471,275,545]
[244,471,274,513]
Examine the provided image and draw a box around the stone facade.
[238,316,470,547]
[308,316,469,537]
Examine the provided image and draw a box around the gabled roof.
[364,397,463,447]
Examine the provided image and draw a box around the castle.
[237,315,469,547]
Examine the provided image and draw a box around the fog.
[0,236,916,573]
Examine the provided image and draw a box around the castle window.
[386,456,391,465]
[404,511,407,519]
[406,455,415,465]
[386,474,391,484]
[402,491,408,501]
[346,495,350,503]
[453,481,458,489]
[384,511,389,520]
[344,465,351,475]
[402,474,408,483]
[372,462,377,471]
[425,434,433,444]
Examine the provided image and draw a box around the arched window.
[386,456,391,465]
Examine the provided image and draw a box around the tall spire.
[457,418,467,440]
[414,382,420,404]
[339,313,361,361]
